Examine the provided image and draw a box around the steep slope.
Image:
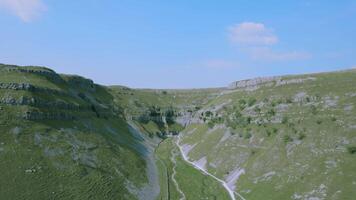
[0,64,158,200]
[178,70,356,200]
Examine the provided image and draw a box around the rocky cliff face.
[228,75,317,91]
[0,65,117,121]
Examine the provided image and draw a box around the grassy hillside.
[1,63,355,200]
[0,64,152,200]
[178,70,356,200]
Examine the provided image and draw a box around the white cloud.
[248,47,311,61]
[228,22,278,46]
[228,22,311,61]
[0,0,46,22]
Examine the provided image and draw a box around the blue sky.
[0,0,355,88]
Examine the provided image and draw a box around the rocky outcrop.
[228,76,316,91]
[228,76,280,90]
[22,110,75,120]
[5,67,64,83]
[0,96,82,110]
[0,83,34,90]
[65,75,96,92]
[0,83,67,95]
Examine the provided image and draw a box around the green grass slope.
[0,64,152,200]
[2,63,355,200]
[179,69,356,200]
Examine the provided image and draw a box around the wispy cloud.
[229,22,278,46]
[228,22,311,61]
[0,0,46,22]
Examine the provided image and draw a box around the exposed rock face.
[0,83,67,95]
[276,77,316,86]
[0,96,82,110]
[22,110,75,120]
[0,83,34,90]
[228,76,316,90]
[5,67,64,83]
[228,76,280,90]
[66,75,96,92]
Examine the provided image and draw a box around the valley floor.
[175,135,246,200]
[155,137,231,200]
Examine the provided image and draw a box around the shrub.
[244,132,252,139]
[282,116,288,124]
[238,99,247,110]
[266,130,272,137]
[234,111,242,119]
[306,97,311,102]
[250,149,256,155]
[239,99,246,105]
[248,98,257,106]
[292,127,298,134]
[316,119,322,124]
[162,91,168,95]
[272,127,278,134]
[205,111,213,117]
[347,146,356,154]
[254,106,261,114]
[207,121,215,129]
[310,105,318,115]
[331,116,337,122]
[246,116,252,124]
[267,108,276,117]
[283,135,293,143]
[148,132,154,138]
[285,97,293,104]
[298,133,306,140]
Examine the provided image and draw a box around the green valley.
[0,64,355,200]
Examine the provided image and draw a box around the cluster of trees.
[139,106,176,122]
